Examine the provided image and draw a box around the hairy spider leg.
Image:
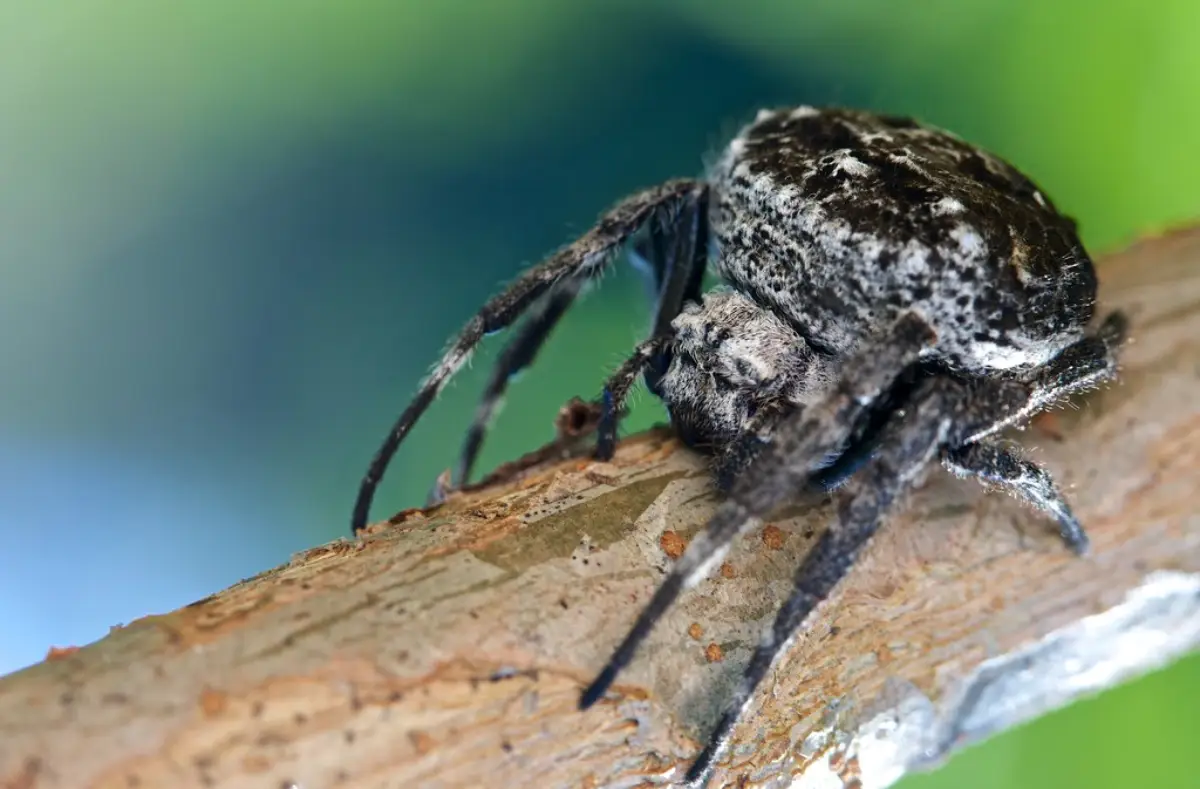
[351,179,706,534]
[711,406,888,497]
[684,378,953,786]
[594,335,673,460]
[646,189,710,365]
[578,313,937,710]
[593,194,711,458]
[710,404,787,494]
[689,312,1128,782]
[712,361,926,495]
[943,440,1089,553]
[447,189,711,493]
[448,280,582,493]
[965,310,1127,445]
[714,416,904,496]
[938,308,1128,554]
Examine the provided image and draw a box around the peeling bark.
[2,226,1199,789]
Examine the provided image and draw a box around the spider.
[350,106,1126,786]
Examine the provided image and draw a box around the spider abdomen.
[709,106,1098,373]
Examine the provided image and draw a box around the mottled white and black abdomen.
[708,107,1098,372]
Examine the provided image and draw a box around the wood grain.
[2,225,1198,789]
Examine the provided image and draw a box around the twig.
[2,226,1198,789]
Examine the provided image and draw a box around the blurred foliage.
[0,3,1196,787]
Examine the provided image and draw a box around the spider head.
[657,289,830,452]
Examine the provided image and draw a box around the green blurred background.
[0,2,1196,786]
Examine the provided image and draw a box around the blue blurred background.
[1,3,1197,787]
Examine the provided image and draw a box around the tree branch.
[3,226,1200,789]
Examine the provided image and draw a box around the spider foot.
[944,440,1089,554]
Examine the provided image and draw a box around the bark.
[3,226,1200,789]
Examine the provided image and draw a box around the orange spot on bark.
[409,730,435,755]
[659,530,687,559]
[719,562,736,579]
[762,524,785,550]
[688,622,704,640]
[199,687,228,717]
[705,643,724,663]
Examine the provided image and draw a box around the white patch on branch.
[791,570,1200,789]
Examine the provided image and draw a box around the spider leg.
[930,309,1127,553]
[579,312,936,709]
[717,434,866,496]
[643,188,711,405]
[351,179,706,533]
[713,356,926,496]
[967,309,1128,444]
[445,189,711,494]
[711,412,778,494]
[596,190,710,457]
[594,335,672,460]
[709,402,830,495]
[446,280,582,494]
[683,380,953,785]
[943,440,1088,554]
[1028,309,1126,408]
[689,384,953,784]
[647,188,710,348]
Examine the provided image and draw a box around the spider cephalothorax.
[351,106,1126,786]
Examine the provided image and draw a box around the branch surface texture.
[2,226,1199,789]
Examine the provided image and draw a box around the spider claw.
[594,388,618,460]
[1098,309,1129,347]
[683,715,736,787]
[1066,531,1090,556]
[942,440,1094,556]
[578,664,618,710]
[1055,510,1090,555]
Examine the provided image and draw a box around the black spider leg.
[350,179,705,534]
[713,413,868,496]
[579,313,937,710]
[943,441,1088,553]
[446,279,582,494]
[965,310,1127,444]
[593,335,673,460]
[443,188,711,496]
[684,378,954,786]
[647,188,709,347]
[711,404,786,494]
[684,318,1130,785]
[710,361,926,496]
[596,193,710,455]
[936,309,1128,555]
